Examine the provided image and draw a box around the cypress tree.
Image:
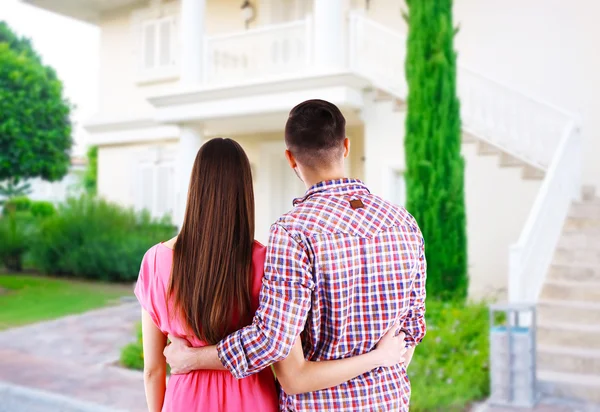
[404,1,468,300]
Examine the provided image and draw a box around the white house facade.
[24,0,600,401]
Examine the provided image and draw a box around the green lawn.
[0,274,134,330]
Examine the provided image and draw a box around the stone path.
[0,302,146,411]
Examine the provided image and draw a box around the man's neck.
[303,169,347,189]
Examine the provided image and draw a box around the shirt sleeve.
[134,247,161,329]
[401,234,427,347]
[216,224,314,379]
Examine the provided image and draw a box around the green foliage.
[30,201,56,218]
[0,197,54,271]
[32,196,176,282]
[120,323,144,370]
[83,146,98,196]
[404,1,468,300]
[0,274,132,329]
[2,196,31,215]
[0,213,30,271]
[410,300,489,411]
[0,21,72,186]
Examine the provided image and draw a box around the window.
[136,162,176,219]
[139,16,177,81]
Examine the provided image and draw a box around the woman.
[134,138,406,412]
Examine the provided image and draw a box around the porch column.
[176,125,204,227]
[313,0,346,71]
[180,0,206,84]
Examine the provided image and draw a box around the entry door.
[256,142,306,243]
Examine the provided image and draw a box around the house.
[24,0,600,402]
[27,157,87,203]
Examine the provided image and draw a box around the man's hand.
[164,334,195,375]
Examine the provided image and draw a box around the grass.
[0,273,134,330]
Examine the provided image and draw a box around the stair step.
[570,202,600,219]
[538,370,600,403]
[554,249,600,265]
[558,233,600,250]
[540,280,600,303]
[538,322,600,349]
[477,141,501,155]
[548,263,600,282]
[563,217,600,232]
[522,165,545,180]
[498,152,524,168]
[538,299,600,326]
[538,345,600,375]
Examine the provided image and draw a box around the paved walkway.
[0,302,146,411]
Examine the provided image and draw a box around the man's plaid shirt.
[217,179,427,411]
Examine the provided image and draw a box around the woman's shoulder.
[252,240,267,256]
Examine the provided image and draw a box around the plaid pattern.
[217,179,427,411]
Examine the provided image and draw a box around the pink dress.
[134,241,278,412]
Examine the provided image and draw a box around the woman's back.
[135,241,278,412]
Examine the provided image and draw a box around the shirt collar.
[293,178,370,206]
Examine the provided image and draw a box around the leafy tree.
[404,1,468,300]
[0,21,72,200]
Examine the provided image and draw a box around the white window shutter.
[143,22,157,70]
[158,19,172,68]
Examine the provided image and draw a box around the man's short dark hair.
[284,99,346,168]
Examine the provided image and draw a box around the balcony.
[204,19,313,86]
[149,11,401,129]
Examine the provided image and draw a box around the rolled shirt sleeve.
[217,224,314,379]
[401,234,427,347]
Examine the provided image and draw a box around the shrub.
[0,213,30,271]
[2,196,32,215]
[30,201,55,218]
[121,323,144,370]
[410,300,489,411]
[32,196,176,281]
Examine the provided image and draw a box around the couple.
[135,99,427,411]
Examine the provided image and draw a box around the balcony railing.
[204,18,312,86]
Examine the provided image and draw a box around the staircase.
[347,11,598,404]
[537,193,600,403]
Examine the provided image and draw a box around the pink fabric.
[134,241,278,412]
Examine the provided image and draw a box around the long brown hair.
[169,138,255,344]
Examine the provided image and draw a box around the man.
[165,99,427,411]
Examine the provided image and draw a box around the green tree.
[0,21,72,199]
[404,1,468,300]
[83,146,98,196]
